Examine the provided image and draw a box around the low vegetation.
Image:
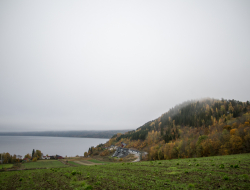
[22,160,67,169]
[0,164,13,169]
[1,153,250,189]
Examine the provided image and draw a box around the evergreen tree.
[32,149,35,158]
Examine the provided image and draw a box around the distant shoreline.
[0,135,110,139]
[0,129,132,139]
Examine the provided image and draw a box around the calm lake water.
[0,136,109,157]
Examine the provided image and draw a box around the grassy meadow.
[0,164,13,169]
[22,160,67,169]
[0,153,250,189]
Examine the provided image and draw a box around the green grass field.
[88,159,107,164]
[68,161,82,166]
[0,164,13,169]
[1,153,250,189]
[22,160,67,169]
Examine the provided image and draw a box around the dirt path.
[74,160,103,166]
[131,153,140,162]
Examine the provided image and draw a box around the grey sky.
[0,0,250,132]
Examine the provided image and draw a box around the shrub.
[85,185,93,190]
[234,164,239,168]
[177,163,179,165]
[93,152,99,156]
[223,175,229,180]
[71,170,77,175]
[95,181,101,185]
[241,174,249,180]
[19,178,23,181]
[64,173,71,178]
[219,164,224,169]
[32,157,37,162]
[230,165,234,168]
[188,183,195,188]
[72,176,77,182]
[100,149,109,156]
[195,164,199,166]
[185,171,189,174]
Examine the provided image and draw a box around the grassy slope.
[68,161,82,166]
[22,160,67,169]
[0,164,13,169]
[1,153,250,189]
[88,159,107,163]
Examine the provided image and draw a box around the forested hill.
[103,98,250,160]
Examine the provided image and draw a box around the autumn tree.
[25,153,32,159]
[33,150,42,159]
[84,152,88,157]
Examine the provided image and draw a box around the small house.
[42,156,50,159]
[56,155,64,159]
[121,142,126,148]
[23,158,30,162]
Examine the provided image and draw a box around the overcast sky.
[0,0,250,132]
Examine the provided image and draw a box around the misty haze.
[1,0,249,133]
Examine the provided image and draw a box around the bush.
[93,152,99,156]
[223,175,229,180]
[71,170,77,175]
[188,183,195,188]
[219,164,224,169]
[177,163,179,165]
[32,157,37,162]
[234,164,239,168]
[241,174,249,180]
[64,173,71,178]
[100,149,109,156]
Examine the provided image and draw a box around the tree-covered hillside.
[102,98,250,160]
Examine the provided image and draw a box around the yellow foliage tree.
[230,129,237,135]
[230,135,242,154]
[32,157,37,162]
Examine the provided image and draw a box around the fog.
[0,0,250,132]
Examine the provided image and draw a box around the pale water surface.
[0,136,109,157]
